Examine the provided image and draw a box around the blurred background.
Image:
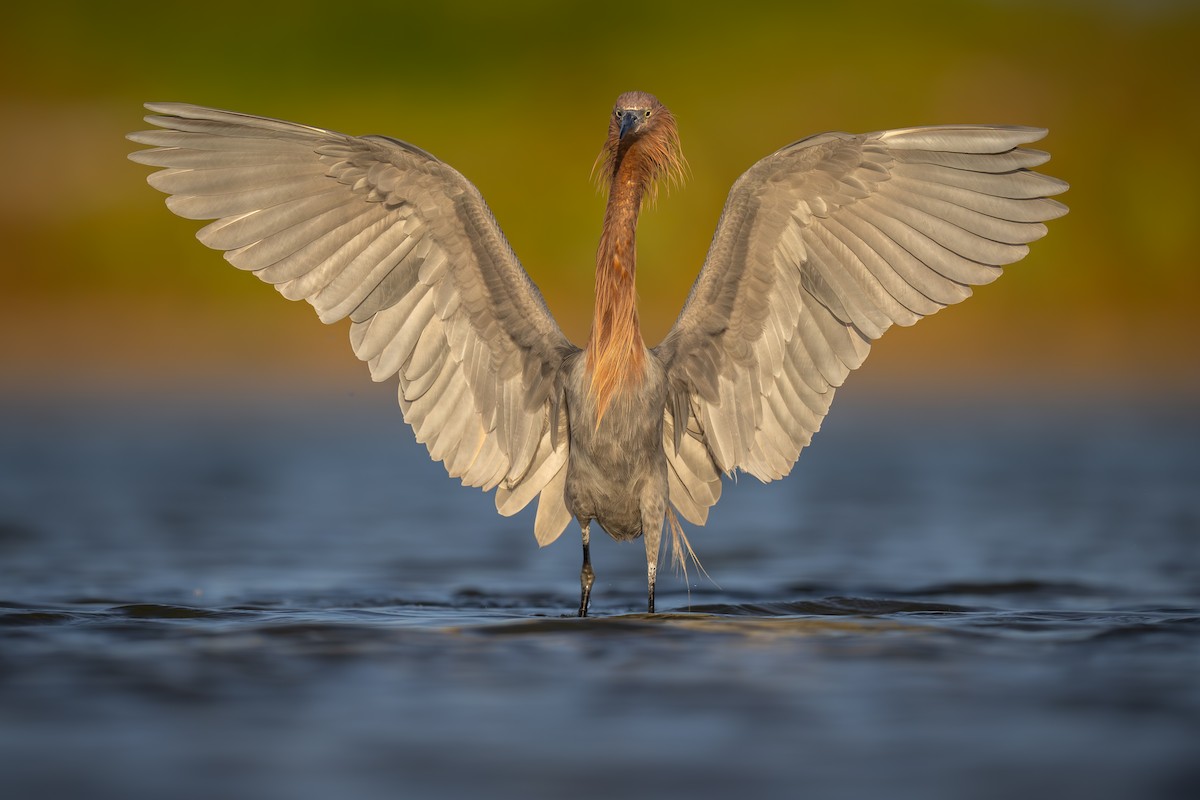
[2,0,1197,404]
[3,6,1199,800]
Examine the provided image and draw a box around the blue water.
[1,392,1197,800]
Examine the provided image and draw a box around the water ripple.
[3,595,1195,648]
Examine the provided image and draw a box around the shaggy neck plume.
[585,95,684,425]
[586,145,649,424]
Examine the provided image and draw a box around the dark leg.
[578,521,594,618]
[647,561,657,614]
[643,521,660,614]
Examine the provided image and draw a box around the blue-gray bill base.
[128,92,1067,616]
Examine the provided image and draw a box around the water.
[1,392,1197,800]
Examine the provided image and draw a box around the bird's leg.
[578,521,594,618]
[647,561,657,614]
[643,518,661,614]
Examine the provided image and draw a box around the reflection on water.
[1,394,1197,800]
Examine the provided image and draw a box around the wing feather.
[243,204,389,279]
[661,409,722,525]
[166,177,338,219]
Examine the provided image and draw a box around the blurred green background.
[2,0,1197,401]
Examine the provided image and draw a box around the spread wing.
[129,103,579,543]
[653,125,1068,525]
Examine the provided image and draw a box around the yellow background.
[3,0,1197,401]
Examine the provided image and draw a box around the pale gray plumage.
[129,103,578,549]
[129,98,1067,615]
[655,125,1068,507]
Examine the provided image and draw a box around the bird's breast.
[563,352,669,537]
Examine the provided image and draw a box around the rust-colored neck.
[586,143,649,423]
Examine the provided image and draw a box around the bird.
[129,91,1067,616]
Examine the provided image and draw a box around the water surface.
[2,393,1197,799]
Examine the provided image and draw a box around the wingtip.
[881,124,1051,153]
[143,101,193,115]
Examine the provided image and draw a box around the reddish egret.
[129,91,1067,616]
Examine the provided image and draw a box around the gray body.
[562,349,667,543]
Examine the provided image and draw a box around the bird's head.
[595,91,687,202]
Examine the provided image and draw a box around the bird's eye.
[644,110,652,118]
